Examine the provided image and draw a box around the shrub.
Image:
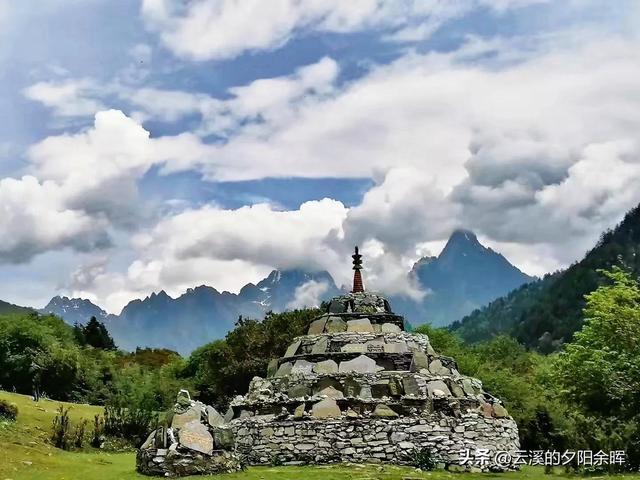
[73,419,87,449]
[0,399,18,421]
[51,405,72,450]
[90,414,105,448]
[103,406,158,447]
[410,447,439,470]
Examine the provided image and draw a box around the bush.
[90,414,105,448]
[102,406,158,447]
[410,447,439,470]
[73,420,87,449]
[0,399,18,421]
[51,405,72,450]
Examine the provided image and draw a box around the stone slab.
[325,317,347,333]
[206,406,225,428]
[313,359,338,374]
[291,359,315,375]
[284,340,301,358]
[308,317,328,335]
[311,398,341,419]
[346,318,374,333]
[427,380,452,398]
[275,362,292,377]
[311,336,329,354]
[410,351,429,372]
[179,420,213,455]
[172,405,201,430]
[338,354,382,374]
[341,343,367,353]
[381,323,401,333]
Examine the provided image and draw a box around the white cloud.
[9,18,640,312]
[74,199,347,312]
[0,176,109,263]
[286,279,330,309]
[23,79,105,118]
[140,0,546,61]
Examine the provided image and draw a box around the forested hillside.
[451,203,640,351]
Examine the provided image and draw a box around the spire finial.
[352,246,364,293]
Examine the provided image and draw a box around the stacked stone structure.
[138,247,519,475]
[227,248,519,469]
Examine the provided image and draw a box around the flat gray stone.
[450,382,465,398]
[294,403,305,418]
[179,420,213,455]
[291,359,315,375]
[389,377,403,396]
[341,343,367,353]
[141,429,158,449]
[383,342,409,354]
[410,351,429,372]
[427,380,452,398]
[359,385,372,398]
[325,316,347,332]
[311,336,329,354]
[284,340,301,357]
[311,398,341,419]
[171,405,201,430]
[206,406,225,427]
[493,404,509,418]
[338,354,382,374]
[308,317,328,335]
[428,358,450,375]
[224,406,234,422]
[372,404,399,418]
[313,359,338,374]
[317,385,344,399]
[347,318,374,333]
[288,383,311,398]
[275,361,293,377]
[266,358,279,377]
[381,323,401,333]
[402,376,421,396]
[462,378,476,395]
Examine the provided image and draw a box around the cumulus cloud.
[23,79,105,118]
[71,199,347,312]
[10,15,640,309]
[286,279,330,309]
[0,176,109,263]
[140,0,546,60]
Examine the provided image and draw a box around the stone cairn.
[136,389,242,476]
[138,247,520,475]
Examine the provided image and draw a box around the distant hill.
[392,229,534,327]
[451,203,640,351]
[46,269,339,354]
[0,299,32,316]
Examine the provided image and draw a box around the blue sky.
[0,0,639,312]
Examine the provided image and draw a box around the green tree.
[553,267,640,417]
[82,316,116,350]
[552,267,640,470]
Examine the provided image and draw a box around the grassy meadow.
[2,391,640,480]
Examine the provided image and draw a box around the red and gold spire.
[352,246,364,293]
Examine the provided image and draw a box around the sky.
[1,0,639,313]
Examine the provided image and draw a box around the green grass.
[1,390,639,480]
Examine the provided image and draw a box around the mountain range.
[34,229,533,354]
[451,203,640,351]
